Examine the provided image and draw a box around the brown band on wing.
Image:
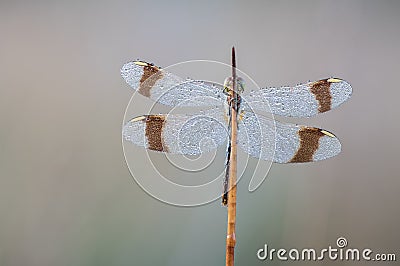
[310,79,332,113]
[144,115,168,152]
[289,127,325,163]
[139,65,163,97]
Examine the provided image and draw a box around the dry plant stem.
[226,47,238,266]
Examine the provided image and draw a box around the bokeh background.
[1,1,399,265]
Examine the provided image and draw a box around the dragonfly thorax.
[223,76,245,95]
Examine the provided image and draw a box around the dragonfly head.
[223,76,245,95]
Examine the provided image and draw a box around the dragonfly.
[121,53,352,204]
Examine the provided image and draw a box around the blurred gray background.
[1,1,399,265]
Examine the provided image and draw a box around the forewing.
[242,78,352,117]
[121,61,227,107]
[238,111,342,163]
[123,110,228,155]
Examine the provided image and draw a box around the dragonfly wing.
[123,109,228,155]
[242,78,352,117]
[121,61,227,107]
[238,111,342,163]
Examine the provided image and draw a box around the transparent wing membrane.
[238,112,342,163]
[123,110,228,155]
[242,78,352,117]
[121,61,227,107]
